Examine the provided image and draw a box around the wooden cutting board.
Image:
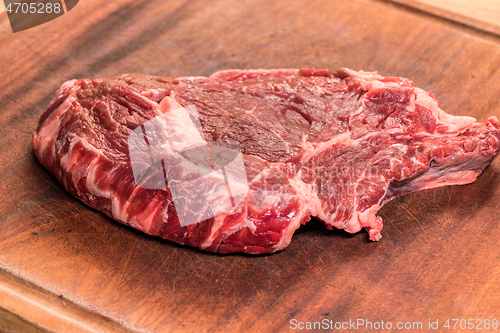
[1,0,500,332]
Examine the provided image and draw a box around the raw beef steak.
[33,68,500,254]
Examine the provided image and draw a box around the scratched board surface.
[1,0,500,332]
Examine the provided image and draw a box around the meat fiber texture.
[33,68,500,254]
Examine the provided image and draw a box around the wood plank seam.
[0,269,137,333]
[379,0,500,41]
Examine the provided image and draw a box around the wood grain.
[0,269,133,333]
[386,0,500,39]
[413,0,500,29]
[1,0,500,332]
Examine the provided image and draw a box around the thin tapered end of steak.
[33,68,500,254]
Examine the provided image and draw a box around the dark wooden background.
[1,0,500,332]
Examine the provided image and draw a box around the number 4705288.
[443,319,498,330]
[6,2,62,14]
